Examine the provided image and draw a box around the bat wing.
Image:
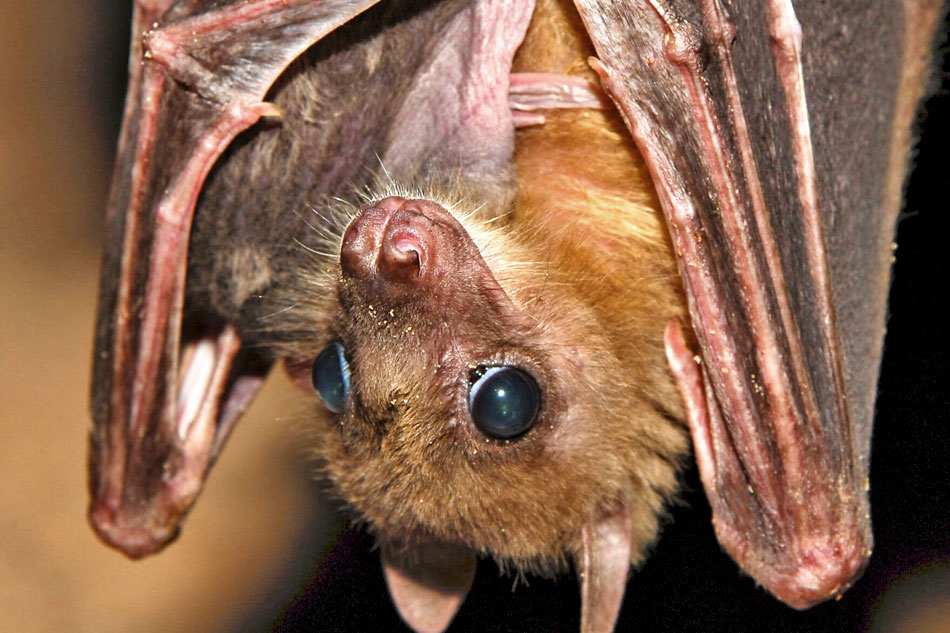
[88,0,384,557]
[575,0,922,617]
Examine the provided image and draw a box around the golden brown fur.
[273,0,689,574]
[510,0,689,565]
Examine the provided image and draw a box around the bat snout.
[341,197,458,288]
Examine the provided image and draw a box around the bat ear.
[381,540,477,633]
[577,507,633,633]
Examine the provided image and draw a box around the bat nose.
[340,196,440,285]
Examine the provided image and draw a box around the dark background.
[0,3,945,633]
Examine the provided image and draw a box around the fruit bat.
[86,0,942,631]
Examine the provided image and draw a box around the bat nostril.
[379,230,425,281]
[393,234,421,257]
[339,232,368,278]
[341,198,453,291]
[340,206,390,279]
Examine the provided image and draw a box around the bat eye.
[468,366,540,439]
[311,341,351,413]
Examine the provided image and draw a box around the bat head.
[278,190,683,571]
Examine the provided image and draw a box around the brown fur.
[887,0,944,219]
[272,0,688,574]
[510,0,689,565]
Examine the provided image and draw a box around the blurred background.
[0,2,946,633]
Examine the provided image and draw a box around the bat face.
[305,193,614,565]
[276,182,686,569]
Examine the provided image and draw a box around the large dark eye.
[468,366,540,439]
[311,341,350,413]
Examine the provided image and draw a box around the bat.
[86,1,943,632]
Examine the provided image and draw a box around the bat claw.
[512,111,546,128]
[664,319,717,488]
[252,101,282,120]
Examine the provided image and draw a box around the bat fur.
[271,0,690,575]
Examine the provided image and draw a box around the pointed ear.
[382,540,477,633]
[578,507,633,633]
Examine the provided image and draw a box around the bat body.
[87,1,943,632]
[271,7,691,628]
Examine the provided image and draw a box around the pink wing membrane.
[89,0,381,558]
